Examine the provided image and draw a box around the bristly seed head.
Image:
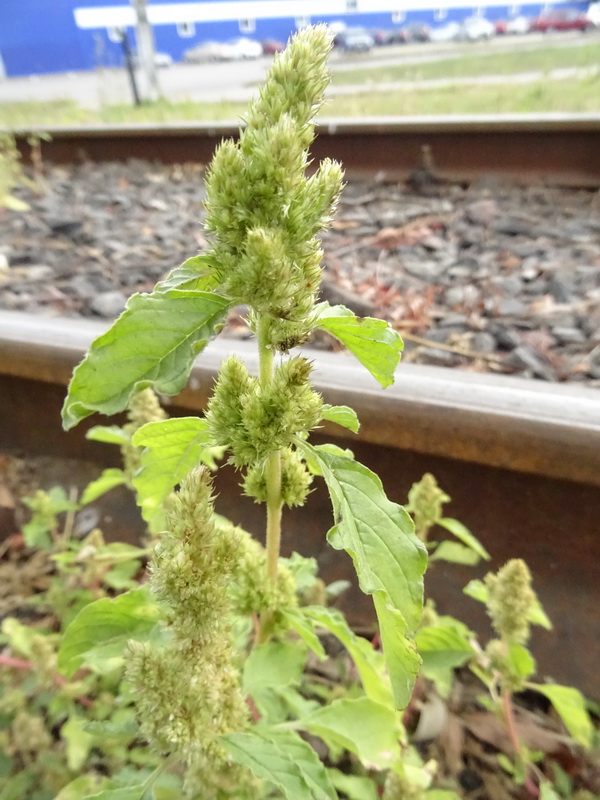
[203,25,344,351]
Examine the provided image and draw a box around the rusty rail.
[1,311,599,486]
[12,114,600,187]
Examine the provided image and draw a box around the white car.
[153,52,173,68]
[183,41,233,63]
[587,2,600,25]
[131,51,173,68]
[226,38,263,60]
[458,16,496,40]
[505,15,530,34]
[429,22,461,42]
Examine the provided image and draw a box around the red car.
[261,39,285,54]
[530,9,595,31]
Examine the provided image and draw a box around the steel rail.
[1,310,599,696]
[1,311,599,487]
[12,114,600,187]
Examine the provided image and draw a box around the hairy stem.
[257,315,283,586]
[502,688,522,759]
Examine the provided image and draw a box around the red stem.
[0,653,93,708]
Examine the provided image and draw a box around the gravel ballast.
[1,160,599,387]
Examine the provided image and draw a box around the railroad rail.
[1,311,599,695]
[12,114,600,187]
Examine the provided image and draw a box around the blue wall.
[0,0,590,77]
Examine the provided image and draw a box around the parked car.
[530,9,595,32]
[429,22,461,42]
[131,51,173,68]
[495,15,530,34]
[587,2,600,26]
[458,16,496,40]
[335,27,375,51]
[401,22,431,42]
[227,37,263,59]
[372,28,412,45]
[261,38,285,54]
[183,41,232,63]
[372,28,400,45]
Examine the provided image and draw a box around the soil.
[1,160,600,387]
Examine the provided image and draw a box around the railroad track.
[2,117,600,694]
[12,114,600,187]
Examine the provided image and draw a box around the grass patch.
[326,72,600,114]
[99,97,247,124]
[0,71,598,130]
[333,40,600,85]
[0,98,248,129]
[0,100,92,128]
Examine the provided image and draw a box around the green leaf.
[62,715,94,772]
[84,719,139,739]
[539,781,561,800]
[154,255,220,293]
[280,552,319,592]
[0,752,12,779]
[132,417,221,523]
[463,580,553,630]
[86,425,131,446]
[243,641,307,696]
[80,468,128,505]
[430,541,480,566]
[416,621,475,697]
[281,609,326,660]
[302,697,401,769]
[103,560,142,590]
[83,788,147,800]
[301,444,427,709]
[0,770,36,800]
[2,194,30,211]
[530,683,592,748]
[304,443,354,477]
[57,587,160,678]
[320,404,360,434]
[303,606,393,708]
[92,542,149,564]
[62,289,231,429]
[221,727,337,800]
[507,642,536,681]
[315,302,403,388]
[438,518,490,560]
[53,776,106,800]
[1,617,40,658]
[327,770,378,800]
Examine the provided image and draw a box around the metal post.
[119,30,141,106]
[130,0,160,102]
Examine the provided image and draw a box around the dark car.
[334,27,375,51]
[530,9,595,31]
[400,22,431,42]
[372,28,409,44]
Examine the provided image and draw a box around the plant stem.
[257,315,283,586]
[502,688,522,758]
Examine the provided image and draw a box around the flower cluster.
[126,469,248,791]
[206,355,321,505]
[203,25,343,351]
[485,558,537,645]
[406,473,450,541]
